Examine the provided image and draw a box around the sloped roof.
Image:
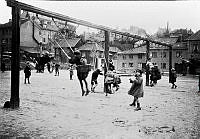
[119,45,146,54]
[78,42,104,51]
[20,46,39,54]
[53,38,81,48]
[187,30,200,41]
[154,38,178,44]
[109,47,122,53]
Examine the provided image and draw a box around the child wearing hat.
[171,68,177,89]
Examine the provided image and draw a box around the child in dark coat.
[91,69,103,92]
[24,62,31,84]
[171,68,177,89]
[128,70,144,111]
[55,63,60,76]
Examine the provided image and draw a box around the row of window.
[0,28,11,35]
[122,54,143,60]
[121,62,167,69]
[121,51,183,59]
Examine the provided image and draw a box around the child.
[171,68,177,89]
[69,65,74,80]
[91,69,103,92]
[55,62,60,76]
[128,70,144,111]
[24,62,31,84]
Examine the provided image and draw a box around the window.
[39,31,42,35]
[82,52,86,57]
[129,63,133,67]
[123,55,126,60]
[129,54,133,59]
[43,38,45,42]
[122,63,127,68]
[176,51,182,58]
[161,52,166,58]
[152,63,157,66]
[138,63,142,68]
[161,63,166,69]
[193,45,199,53]
[138,53,142,59]
[152,52,157,58]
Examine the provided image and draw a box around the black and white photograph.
[0,0,200,138]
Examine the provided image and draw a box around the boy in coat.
[128,70,144,111]
[91,69,103,92]
[24,62,31,84]
[171,68,177,89]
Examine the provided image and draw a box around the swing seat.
[77,64,91,73]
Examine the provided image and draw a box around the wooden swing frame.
[6,0,172,108]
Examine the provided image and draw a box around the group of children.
[23,54,178,111]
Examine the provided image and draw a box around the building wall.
[188,41,200,60]
[150,48,188,73]
[20,20,38,48]
[116,53,146,73]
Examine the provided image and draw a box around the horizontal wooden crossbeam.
[6,0,172,47]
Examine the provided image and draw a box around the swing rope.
[52,18,74,53]
[48,37,70,59]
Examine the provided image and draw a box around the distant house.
[77,41,121,69]
[0,11,79,69]
[187,30,200,74]
[150,37,188,73]
[187,30,200,60]
[117,46,146,73]
[78,41,104,69]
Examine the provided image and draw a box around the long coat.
[128,76,144,98]
[171,71,177,83]
[24,65,31,78]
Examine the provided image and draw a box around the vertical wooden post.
[104,30,109,93]
[199,75,200,92]
[146,41,150,86]
[169,45,172,83]
[10,3,20,108]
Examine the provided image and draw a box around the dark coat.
[24,65,31,78]
[171,71,177,83]
[69,56,89,80]
[128,76,144,98]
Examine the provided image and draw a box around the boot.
[135,102,141,111]
[129,99,136,106]
[82,90,85,96]
[85,90,90,96]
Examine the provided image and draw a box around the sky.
[1,0,200,35]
